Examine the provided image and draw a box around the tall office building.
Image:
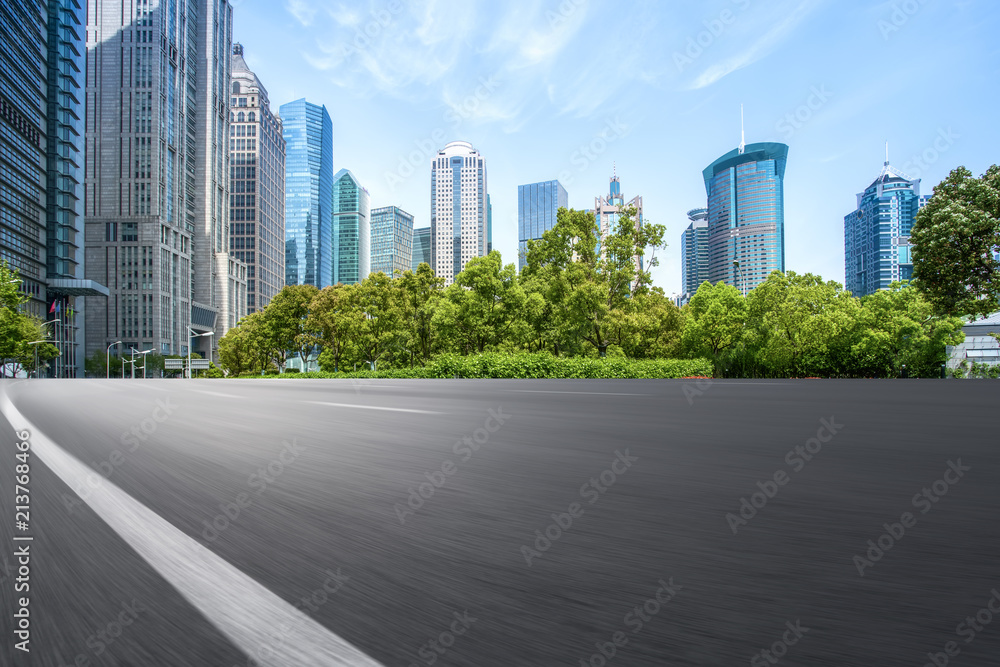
[844,157,929,297]
[703,142,788,292]
[281,98,332,288]
[371,205,413,277]
[85,0,244,365]
[412,227,431,271]
[430,140,487,284]
[680,207,709,303]
[487,193,493,255]
[1,0,107,377]
[593,170,643,271]
[518,180,568,270]
[332,168,369,284]
[230,44,285,314]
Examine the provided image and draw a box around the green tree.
[523,206,666,357]
[344,272,401,369]
[433,252,525,354]
[745,271,858,378]
[308,284,357,372]
[852,282,965,377]
[618,289,683,359]
[681,281,746,375]
[261,284,319,371]
[396,264,444,365]
[911,165,1000,318]
[219,312,273,376]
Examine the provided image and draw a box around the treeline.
[218,207,965,378]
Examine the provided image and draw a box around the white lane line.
[505,390,647,396]
[306,401,441,414]
[0,390,384,667]
[189,389,242,399]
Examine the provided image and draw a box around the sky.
[231,0,1000,296]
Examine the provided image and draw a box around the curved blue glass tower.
[702,142,788,292]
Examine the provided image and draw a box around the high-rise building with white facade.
[84,0,245,363]
[844,157,929,297]
[430,141,487,284]
[230,44,285,314]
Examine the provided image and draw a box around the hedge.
[239,353,713,380]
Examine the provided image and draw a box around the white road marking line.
[0,390,384,667]
[190,389,242,398]
[506,390,647,396]
[306,401,442,414]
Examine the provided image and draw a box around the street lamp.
[27,341,45,378]
[186,327,214,378]
[128,348,153,379]
[107,341,122,379]
[733,260,746,298]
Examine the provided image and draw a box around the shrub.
[249,353,713,380]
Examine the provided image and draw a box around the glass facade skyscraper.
[370,205,413,277]
[518,180,567,270]
[430,141,487,285]
[85,0,243,365]
[680,208,709,302]
[1,0,106,376]
[844,159,928,297]
[281,98,333,288]
[230,44,285,314]
[412,227,431,271]
[703,142,788,292]
[332,168,370,284]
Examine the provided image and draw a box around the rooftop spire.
[738,104,745,155]
[884,141,889,166]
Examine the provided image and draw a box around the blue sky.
[232,0,1000,296]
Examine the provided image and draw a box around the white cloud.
[687,0,822,90]
[285,0,316,27]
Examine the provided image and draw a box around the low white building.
[946,312,1000,373]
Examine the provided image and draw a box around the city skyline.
[230,0,998,297]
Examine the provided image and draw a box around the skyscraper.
[487,193,493,255]
[703,142,788,292]
[593,170,642,270]
[518,180,568,270]
[680,207,709,302]
[85,0,240,364]
[371,206,413,277]
[230,44,285,314]
[412,227,431,272]
[1,0,107,376]
[430,141,488,284]
[332,169,370,284]
[844,156,929,297]
[281,98,333,288]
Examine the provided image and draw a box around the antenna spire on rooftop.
[738,104,746,155]
[885,141,889,166]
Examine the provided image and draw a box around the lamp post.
[27,341,45,378]
[134,348,153,379]
[107,341,122,379]
[186,327,214,378]
[733,260,746,298]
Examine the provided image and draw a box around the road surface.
[1,378,998,666]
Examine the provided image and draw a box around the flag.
[55,301,61,315]
[49,301,55,313]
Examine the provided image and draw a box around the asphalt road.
[1,378,998,666]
